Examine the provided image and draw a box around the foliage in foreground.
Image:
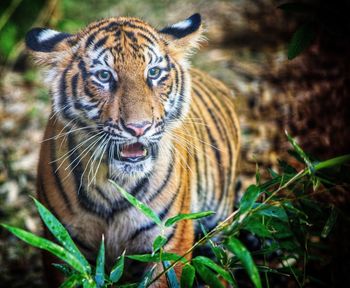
[2,133,350,287]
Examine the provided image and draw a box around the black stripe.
[58,67,92,129]
[149,158,174,203]
[67,133,111,219]
[96,186,113,205]
[196,84,234,215]
[37,173,61,218]
[123,23,158,42]
[49,137,73,213]
[71,73,79,100]
[93,35,108,50]
[189,110,208,212]
[158,74,169,85]
[59,65,75,121]
[192,90,224,213]
[138,32,154,45]
[85,31,99,49]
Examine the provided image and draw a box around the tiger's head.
[26,14,203,178]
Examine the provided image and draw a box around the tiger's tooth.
[143,148,148,157]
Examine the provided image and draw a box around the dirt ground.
[1,0,349,287]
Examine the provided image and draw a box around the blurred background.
[0,0,349,287]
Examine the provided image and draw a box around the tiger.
[26,13,240,287]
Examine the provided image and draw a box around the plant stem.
[148,154,350,286]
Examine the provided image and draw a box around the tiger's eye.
[148,67,161,79]
[96,70,112,83]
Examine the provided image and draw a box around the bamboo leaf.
[59,274,84,288]
[192,259,225,288]
[163,261,180,288]
[243,217,272,238]
[1,224,86,274]
[321,206,338,238]
[164,211,215,227]
[180,264,195,288]
[32,198,90,273]
[110,251,125,283]
[287,23,315,60]
[95,236,105,287]
[226,237,262,288]
[285,131,313,170]
[127,252,186,263]
[193,256,234,284]
[153,235,167,253]
[52,263,74,277]
[82,278,97,288]
[137,265,156,288]
[254,203,289,222]
[109,180,162,226]
[239,185,261,218]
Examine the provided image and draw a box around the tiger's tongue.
[120,143,145,158]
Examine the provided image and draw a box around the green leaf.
[127,252,186,263]
[32,198,90,273]
[285,131,313,170]
[180,264,195,288]
[163,261,180,288]
[95,236,105,287]
[137,265,156,288]
[192,256,234,284]
[268,168,279,178]
[321,206,338,238]
[1,224,86,274]
[110,251,125,283]
[287,23,316,60]
[313,154,350,171]
[265,218,293,239]
[225,237,262,288]
[52,263,75,277]
[153,235,167,253]
[164,211,215,227]
[243,216,272,238]
[82,277,97,288]
[109,180,162,226]
[254,203,289,222]
[192,259,225,288]
[59,274,84,288]
[279,239,300,252]
[210,243,228,265]
[239,185,261,217]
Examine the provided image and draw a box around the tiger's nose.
[124,121,152,137]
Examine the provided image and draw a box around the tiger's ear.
[159,13,204,59]
[25,28,74,65]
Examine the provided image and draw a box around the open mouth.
[114,142,150,162]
